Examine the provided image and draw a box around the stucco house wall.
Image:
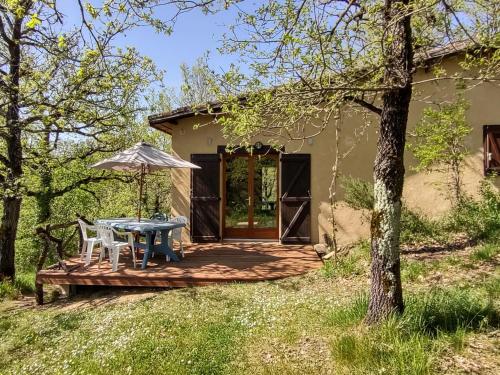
[157,54,500,245]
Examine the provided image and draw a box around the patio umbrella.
[90,141,200,221]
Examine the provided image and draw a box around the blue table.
[96,218,186,269]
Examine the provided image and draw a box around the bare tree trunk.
[35,238,50,305]
[450,160,462,204]
[366,0,413,324]
[0,16,23,281]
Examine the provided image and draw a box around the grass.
[321,241,370,279]
[0,242,498,374]
[0,272,35,300]
[470,242,500,261]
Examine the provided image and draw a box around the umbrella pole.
[138,165,145,222]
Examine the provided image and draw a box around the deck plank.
[37,242,321,287]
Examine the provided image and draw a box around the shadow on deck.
[36,242,322,288]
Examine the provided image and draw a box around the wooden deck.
[36,242,321,288]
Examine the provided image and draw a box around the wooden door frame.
[222,152,280,240]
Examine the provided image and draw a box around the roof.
[148,42,476,130]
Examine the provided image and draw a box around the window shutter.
[191,154,220,242]
[484,125,500,175]
[280,154,311,243]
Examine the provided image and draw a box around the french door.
[223,154,279,239]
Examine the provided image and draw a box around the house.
[148,48,500,246]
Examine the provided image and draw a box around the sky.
[62,3,245,90]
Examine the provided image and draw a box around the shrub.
[400,207,444,244]
[342,176,441,244]
[0,272,35,300]
[446,180,500,241]
[408,96,471,204]
[341,176,374,211]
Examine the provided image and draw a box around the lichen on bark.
[372,179,402,257]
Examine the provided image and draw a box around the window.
[484,125,500,175]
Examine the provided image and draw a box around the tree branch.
[343,95,382,115]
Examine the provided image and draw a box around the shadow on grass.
[327,285,499,336]
[402,286,499,336]
[326,285,499,374]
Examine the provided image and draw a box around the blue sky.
[62,3,242,90]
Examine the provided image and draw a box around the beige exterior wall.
[166,55,500,245]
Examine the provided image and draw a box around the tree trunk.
[34,131,53,303]
[366,0,413,324]
[0,16,23,281]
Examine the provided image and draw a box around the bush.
[342,176,441,244]
[341,176,374,211]
[446,181,500,241]
[0,272,35,300]
[400,207,444,244]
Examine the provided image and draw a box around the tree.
[195,0,498,322]
[169,55,217,107]
[0,0,176,280]
[409,95,471,203]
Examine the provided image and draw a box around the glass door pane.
[225,157,249,229]
[253,156,278,228]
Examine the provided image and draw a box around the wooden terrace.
[36,242,321,288]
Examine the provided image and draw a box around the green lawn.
[0,243,498,375]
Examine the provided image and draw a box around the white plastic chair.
[95,224,136,272]
[168,216,188,259]
[78,219,101,266]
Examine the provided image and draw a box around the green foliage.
[401,259,431,282]
[446,180,500,241]
[409,96,472,201]
[328,284,498,374]
[321,255,363,279]
[342,176,443,244]
[0,272,35,300]
[341,176,374,211]
[0,253,498,374]
[176,55,217,107]
[402,287,499,336]
[470,243,500,262]
[400,207,444,244]
[326,293,369,327]
[410,97,471,172]
[321,241,369,279]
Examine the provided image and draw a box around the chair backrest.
[95,224,115,248]
[170,216,187,241]
[151,212,168,221]
[78,219,92,241]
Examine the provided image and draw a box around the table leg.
[141,233,153,269]
[161,230,179,262]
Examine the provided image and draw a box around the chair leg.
[112,247,120,272]
[84,240,94,266]
[80,240,88,260]
[98,246,106,269]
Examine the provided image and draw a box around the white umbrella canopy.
[90,141,201,171]
[90,141,200,221]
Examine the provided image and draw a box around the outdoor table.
[96,218,185,269]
